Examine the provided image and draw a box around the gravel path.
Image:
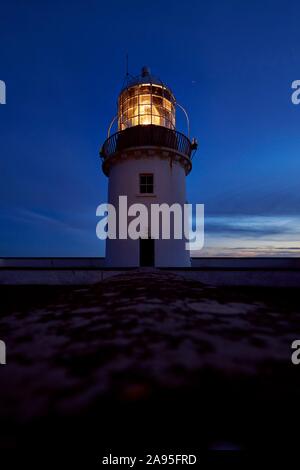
[0,270,299,452]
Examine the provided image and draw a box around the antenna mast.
[126,53,129,76]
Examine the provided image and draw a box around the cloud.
[203,215,300,237]
[194,215,300,257]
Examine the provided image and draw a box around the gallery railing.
[100,125,193,160]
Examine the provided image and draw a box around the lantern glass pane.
[118,84,175,131]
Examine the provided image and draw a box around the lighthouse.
[100,67,197,268]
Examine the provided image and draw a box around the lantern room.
[101,66,198,177]
[118,66,176,131]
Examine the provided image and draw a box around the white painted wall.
[105,151,191,267]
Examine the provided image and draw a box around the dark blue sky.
[1,0,299,256]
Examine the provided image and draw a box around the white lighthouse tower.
[100,67,197,268]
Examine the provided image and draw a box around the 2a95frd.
[145,455,197,465]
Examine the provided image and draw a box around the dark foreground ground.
[0,270,300,460]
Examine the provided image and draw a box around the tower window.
[140,174,154,194]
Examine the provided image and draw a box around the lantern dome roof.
[121,66,174,97]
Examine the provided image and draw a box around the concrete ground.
[0,270,300,456]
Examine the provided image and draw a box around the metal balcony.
[100,125,194,162]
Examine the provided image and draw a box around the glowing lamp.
[118,66,176,131]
